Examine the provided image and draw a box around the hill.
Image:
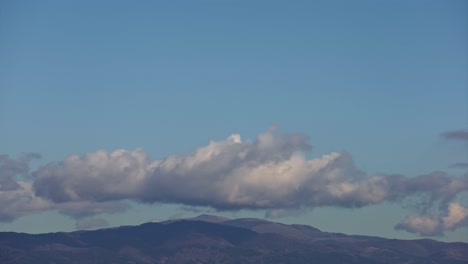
[0,215,467,264]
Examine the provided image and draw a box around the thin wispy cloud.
[1,129,467,236]
[450,163,468,169]
[75,218,109,230]
[442,130,468,141]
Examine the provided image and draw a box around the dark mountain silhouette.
[0,215,467,264]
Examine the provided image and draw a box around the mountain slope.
[0,215,467,264]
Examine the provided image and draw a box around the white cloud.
[395,215,442,236]
[1,129,468,236]
[0,181,52,221]
[33,130,393,210]
[395,202,468,236]
[443,202,468,229]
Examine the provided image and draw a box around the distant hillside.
[0,215,467,264]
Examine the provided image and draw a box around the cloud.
[32,131,393,210]
[0,181,52,222]
[0,153,130,221]
[0,181,128,222]
[450,163,468,169]
[264,208,308,219]
[33,148,151,203]
[0,153,49,221]
[395,214,442,236]
[442,130,468,141]
[442,129,468,171]
[0,153,40,191]
[1,129,468,236]
[443,202,468,229]
[75,218,109,230]
[395,202,468,236]
[57,201,130,219]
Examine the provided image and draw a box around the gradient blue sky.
[1,0,468,242]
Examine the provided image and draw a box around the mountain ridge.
[0,215,467,264]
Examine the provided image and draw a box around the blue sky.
[1,0,468,242]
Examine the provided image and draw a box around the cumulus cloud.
[75,218,109,230]
[32,131,391,210]
[395,202,468,236]
[1,129,468,236]
[0,153,40,191]
[0,153,130,220]
[0,154,51,221]
[0,181,129,222]
[33,148,151,203]
[0,181,51,222]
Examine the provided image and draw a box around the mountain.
[0,215,467,264]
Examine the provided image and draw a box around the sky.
[1,0,468,242]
